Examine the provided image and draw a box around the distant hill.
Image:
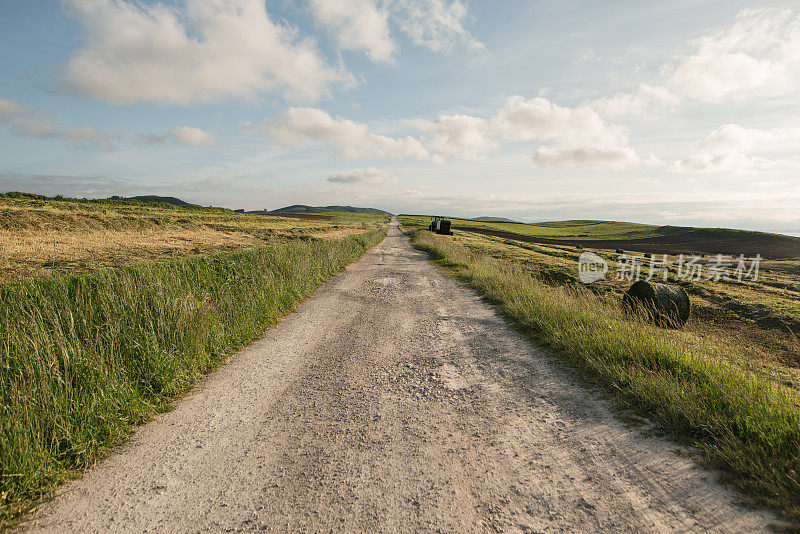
[109,195,195,207]
[472,216,519,223]
[267,204,391,215]
[446,217,800,259]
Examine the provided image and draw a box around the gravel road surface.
[22,219,774,532]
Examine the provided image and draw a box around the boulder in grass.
[623,280,691,327]
[615,248,624,254]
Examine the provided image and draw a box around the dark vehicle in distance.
[429,216,453,235]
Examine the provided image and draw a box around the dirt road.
[23,219,774,532]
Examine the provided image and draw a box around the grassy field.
[403,214,800,258]
[0,194,387,525]
[422,219,800,377]
[0,192,387,283]
[405,215,800,374]
[401,214,678,239]
[400,216,800,525]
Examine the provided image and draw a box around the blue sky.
[1,1,799,233]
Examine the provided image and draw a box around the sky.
[1,1,799,233]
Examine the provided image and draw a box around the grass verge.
[407,227,800,526]
[0,228,386,525]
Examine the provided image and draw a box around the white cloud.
[493,96,620,144]
[251,96,650,169]
[590,9,800,120]
[0,97,118,149]
[533,145,641,169]
[172,126,216,147]
[10,117,58,138]
[328,167,397,184]
[403,96,649,168]
[0,98,58,137]
[308,0,394,62]
[61,126,119,150]
[411,114,496,159]
[306,0,483,60]
[61,0,352,105]
[132,133,169,146]
[252,96,650,169]
[695,123,767,154]
[668,8,800,102]
[491,96,644,169]
[592,84,679,118]
[246,107,434,161]
[0,98,26,118]
[673,151,747,174]
[393,0,484,54]
[673,124,800,173]
[133,127,216,148]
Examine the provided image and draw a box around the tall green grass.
[0,229,385,523]
[408,228,800,524]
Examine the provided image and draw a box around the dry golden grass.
[0,195,386,283]
[0,228,261,282]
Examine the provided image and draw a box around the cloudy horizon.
[1,1,799,234]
